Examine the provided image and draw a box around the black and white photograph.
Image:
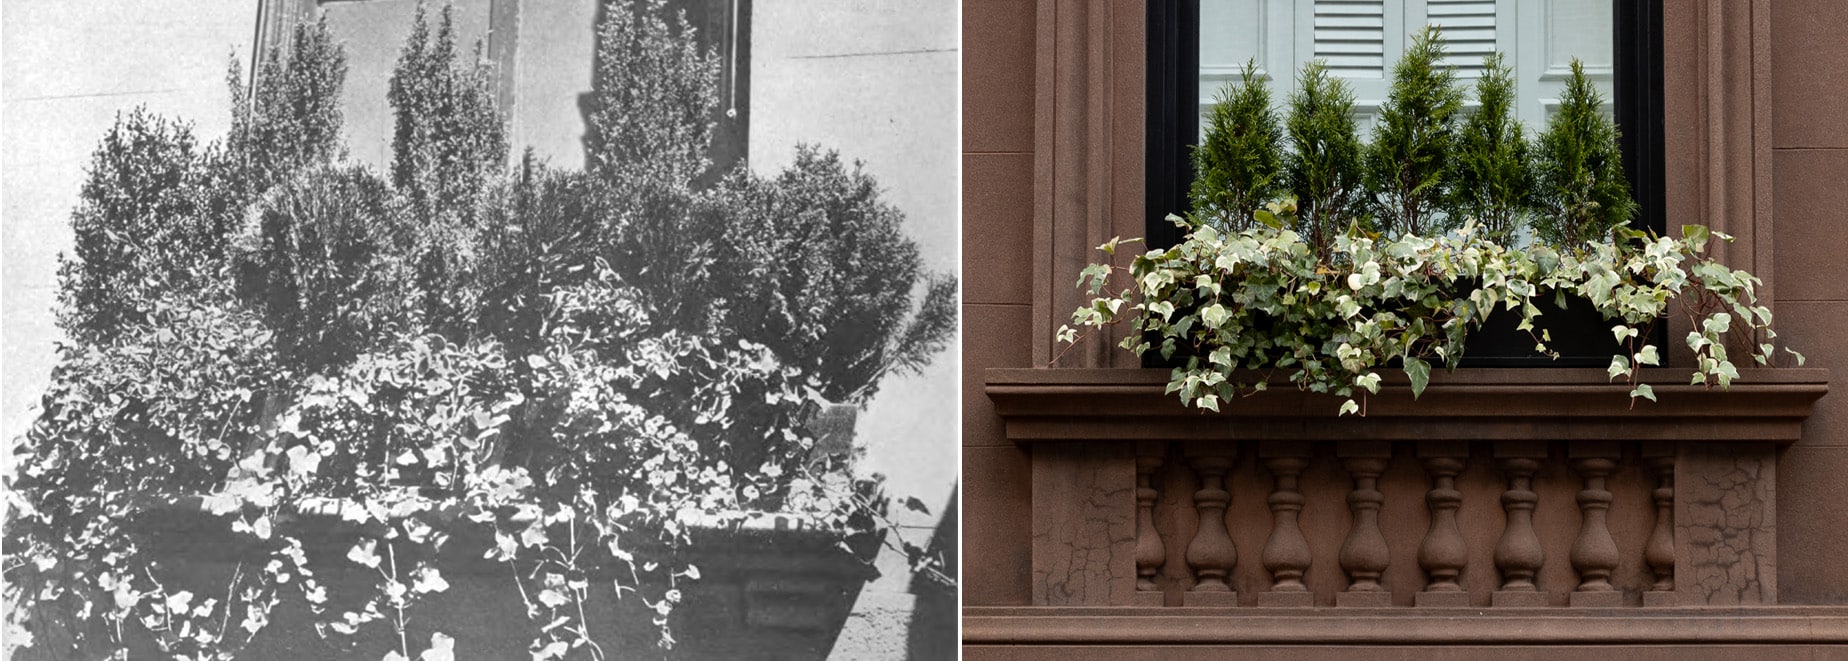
[2,1,958,659]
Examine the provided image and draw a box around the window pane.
[1197,0,1615,139]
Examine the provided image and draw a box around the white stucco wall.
[748,1,960,600]
[2,1,259,460]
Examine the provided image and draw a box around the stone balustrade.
[988,368,1826,609]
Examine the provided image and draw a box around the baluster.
[1491,450,1548,607]
[1336,442,1392,607]
[1257,444,1312,607]
[1569,448,1623,607]
[1643,451,1679,607]
[1133,444,1166,606]
[1415,443,1470,607]
[1183,450,1238,606]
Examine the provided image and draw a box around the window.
[1145,0,1664,364]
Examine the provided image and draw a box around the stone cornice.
[986,367,1829,443]
[963,606,1848,645]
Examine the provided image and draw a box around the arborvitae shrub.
[1533,59,1636,247]
[388,1,507,214]
[232,166,407,371]
[57,108,211,342]
[1447,52,1534,243]
[387,1,510,338]
[208,18,348,257]
[1363,26,1464,236]
[712,147,957,404]
[1284,61,1368,258]
[587,0,720,189]
[1192,60,1284,231]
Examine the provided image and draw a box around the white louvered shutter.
[1198,0,1612,141]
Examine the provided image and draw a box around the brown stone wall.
[1770,0,1848,606]
[964,0,1847,612]
[961,0,1038,607]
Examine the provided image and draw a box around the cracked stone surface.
[1679,443,1777,605]
[1033,443,1137,606]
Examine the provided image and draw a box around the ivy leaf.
[165,590,194,614]
[420,632,456,661]
[1682,224,1710,252]
[347,539,381,569]
[1607,355,1630,382]
[1630,384,1657,402]
[1338,399,1360,416]
[1403,356,1431,399]
[1637,345,1660,366]
[531,641,569,661]
[1200,304,1231,329]
[902,497,931,516]
[412,567,450,594]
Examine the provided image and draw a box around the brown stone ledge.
[986,368,1829,443]
[962,606,1848,645]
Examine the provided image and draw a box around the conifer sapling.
[1447,52,1533,243]
[1363,25,1463,237]
[1192,60,1283,231]
[1285,60,1367,258]
[1533,58,1635,247]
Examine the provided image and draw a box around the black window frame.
[1145,0,1666,367]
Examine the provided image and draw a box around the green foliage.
[57,108,213,343]
[1192,61,1284,231]
[710,147,959,404]
[587,0,720,188]
[1065,219,1788,415]
[1071,38,1792,415]
[388,2,511,339]
[222,16,349,194]
[1447,52,1534,243]
[1363,26,1464,236]
[1533,59,1636,247]
[1284,61,1368,259]
[230,166,409,372]
[388,1,508,213]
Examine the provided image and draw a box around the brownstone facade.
[962,1,1848,657]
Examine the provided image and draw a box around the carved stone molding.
[1415,445,1469,607]
[1133,444,1166,607]
[996,368,1825,609]
[1491,442,1548,608]
[988,368,1827,443]
[1336,442,1392,608]
[1257,444,1312,607]
[1182,448,1238,607]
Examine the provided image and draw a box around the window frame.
[1144,0,1666,366]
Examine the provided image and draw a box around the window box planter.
[14,495,880,661]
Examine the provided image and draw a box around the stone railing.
[985,367,1827,610]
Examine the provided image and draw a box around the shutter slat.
[1314,0,1386,76]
